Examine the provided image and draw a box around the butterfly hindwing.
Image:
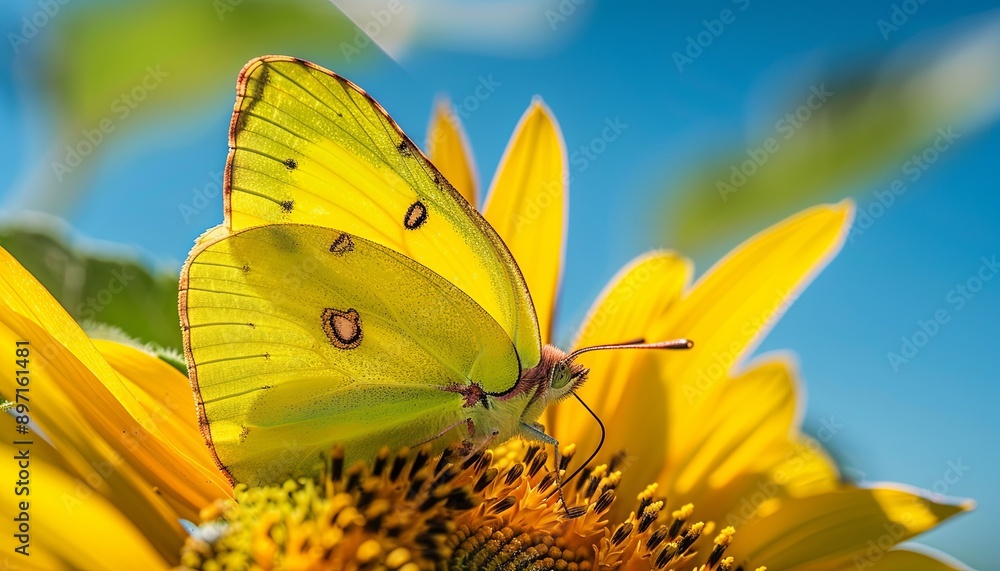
[224,56,541,370]
[180,224,521,485]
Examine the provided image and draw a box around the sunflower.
[0,247,232,568]
[0,99,973,570]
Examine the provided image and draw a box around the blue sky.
[1,1,996,566]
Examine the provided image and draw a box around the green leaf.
[664,19,1000,251]
[46,0,360,130]
[0,217,182,353]
[17,0,367,213]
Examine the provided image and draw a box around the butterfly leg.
[519,421,557,445]
[519,422,578,516]
[518,422,561,474]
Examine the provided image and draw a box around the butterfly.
[180,56,690,486]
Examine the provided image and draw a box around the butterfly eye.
[550,362,572,390]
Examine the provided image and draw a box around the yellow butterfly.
[180,56,689,486]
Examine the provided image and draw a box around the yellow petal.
[765,434,840,499]
[93,339,231,492]
[667,359,798,496]
[657,357,837,527]
[426,97,478,206]
[483,99,567,342]
[0,413,170,570]
[0,311,188,557]
[0,246,227,559]
[548,252,691,492]
[653,201,854,432]
[729,486,972,571]
[673,437,841,539]
[836,547,972,571]
[0,246,149,425]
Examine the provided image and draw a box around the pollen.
[180,441,757,570]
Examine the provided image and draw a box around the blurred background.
[0,0,995,566]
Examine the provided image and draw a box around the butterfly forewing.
[181,224,520,485]
[224,56,540,370]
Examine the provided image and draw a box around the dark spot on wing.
[322,308,363,350]
[397,140,413,157]
[236,64,270,132]
[404,201,428,230]
[280,200,294,212]
[329,233,354,255]
[283,158,297,170]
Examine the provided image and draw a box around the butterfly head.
[509,345,589,427]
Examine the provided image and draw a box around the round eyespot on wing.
[404,201,428,230]
[322,307,363,349]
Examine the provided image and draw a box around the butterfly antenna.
[564,338,693,362]
[550,445,569,514]
[544,392,606,507]
[566,392,606,485]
